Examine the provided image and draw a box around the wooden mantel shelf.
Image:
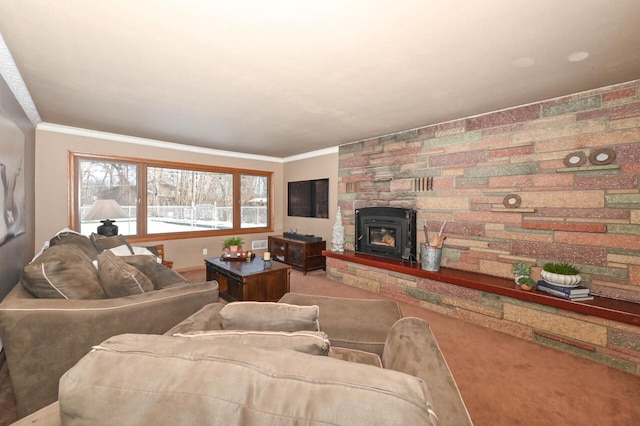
[323,250,640,327]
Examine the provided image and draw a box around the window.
[71,153,273,240]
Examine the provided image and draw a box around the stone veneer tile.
[606,193,640,208]
[576,102,640,121]
[417,278,481,302]
[608,224,640,235]
[440,296,502,318]
[455,308,534,340]
[597,346,640,371]
[609,329,640,354]
[339,156,370,168]
[614,143,640,165]
[536,128,640,152]
[416,196,469,211]
[424,130,482,148]
[455,177,489,187]
[522,114,576,130]
[512,120,607,145]
[541,95,601,117]
[533,334,637,373]
[463,163,538,178]
[406,286,441,305]
[343,274,380,293]
[488,145,534,158]
[609,116,640,130]
[512,240,606,265]
[608,253,640,266]
[555,232,640,251]
[467,104,540,130]
[575,174,638,190]
[521,221,607,233]
[355,267,396,285]
[517,190,605,209]
[602,87,637,103]
[429,149,487,167]
[503,304,607,346]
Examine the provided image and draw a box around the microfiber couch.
[0,230,220,418]
[13,293,472,425]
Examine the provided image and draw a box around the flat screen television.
[287,178,329,218]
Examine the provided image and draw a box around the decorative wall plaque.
[563,151,587,167]
[589,148,616,165]
[503,194,522,209]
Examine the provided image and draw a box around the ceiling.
[1,1,639,159]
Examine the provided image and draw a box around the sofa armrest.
[0,280,219,418]
[383,317,473,426]
[10,402,61,426]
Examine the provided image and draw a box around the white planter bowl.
[541,270,582,287]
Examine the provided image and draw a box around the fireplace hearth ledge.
[323,250,640,327]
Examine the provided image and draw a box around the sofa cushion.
[48,231,99,260]
[329,347,383,367]
[58,334,438,425]
[21,245,106,299]
[96,251,154,298]
[173,330,331,355]
[90,233,133,254]
[219,301,319,332]
[118,255,161,289]
[278,293,402,356]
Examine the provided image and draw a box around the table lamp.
[84,199,127,236]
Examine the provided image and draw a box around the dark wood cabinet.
[268,236,326,275]
[205,257,290,302]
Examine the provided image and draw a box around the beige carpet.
[189,268,640,426]
[2,268,639,425]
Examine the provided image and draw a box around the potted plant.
[541,262,581,287]
[512,262,532,284]
[517,276,536,291]
[222,236,244,253]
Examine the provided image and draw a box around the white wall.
[282,151,339,244]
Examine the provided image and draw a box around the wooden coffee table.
[205,257,290,302]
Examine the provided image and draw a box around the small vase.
[520,284,534,291]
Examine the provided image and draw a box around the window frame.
[69,152,274,243]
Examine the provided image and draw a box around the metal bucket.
[421,243,442,272]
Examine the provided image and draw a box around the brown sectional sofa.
[0,231,220,418]
[14,294,473,425]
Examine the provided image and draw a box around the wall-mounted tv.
[287,178,329,218]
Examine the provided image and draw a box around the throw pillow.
[48,231,99,260]
[131,246,161,263]
[119,254,161,289]
[219,302,320,332]
[97,250,154,298]
[91,233,133,254]
[173,330,331,355]
[21,245,106,299]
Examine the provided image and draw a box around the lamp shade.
[84,199,127,221]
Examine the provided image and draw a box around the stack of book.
[536,280,594,301]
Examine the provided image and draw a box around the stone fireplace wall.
[338,80,640,302]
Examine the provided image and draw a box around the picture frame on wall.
[0,109,26,246]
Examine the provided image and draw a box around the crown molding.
[0,34,41,126]
[37,122,340,162]
[37,123,289,163]
[283,146,339,162]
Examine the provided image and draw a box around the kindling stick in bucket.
[421,220,448,271]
